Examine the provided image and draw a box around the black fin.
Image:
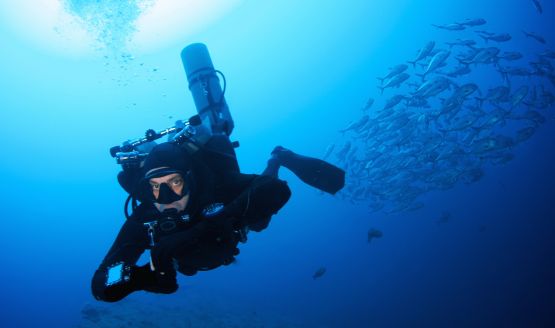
[273,147,345,195]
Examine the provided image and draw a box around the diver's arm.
[91,219,151,302]
[218,174,291,231]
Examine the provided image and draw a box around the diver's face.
[149,173,189,213]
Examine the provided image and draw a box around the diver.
[91,138,344,302]
[90,43,345,302]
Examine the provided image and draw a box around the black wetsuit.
[91,137,291,302]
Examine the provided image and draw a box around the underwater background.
[1,0,554,327]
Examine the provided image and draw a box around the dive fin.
[272,146,345,195]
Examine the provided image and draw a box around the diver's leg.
[91,219,154,302]
[271,146,345,194]
[261,155,281,177]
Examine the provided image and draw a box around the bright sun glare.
[0,0,242,57]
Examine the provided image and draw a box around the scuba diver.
[90,44,345,302]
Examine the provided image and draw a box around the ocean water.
[1,1,554,327]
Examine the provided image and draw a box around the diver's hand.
[131,263,177,294]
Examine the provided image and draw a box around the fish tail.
[407,60,417,68]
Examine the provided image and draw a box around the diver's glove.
[131,263,178,294]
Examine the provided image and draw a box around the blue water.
[1,1,554,327]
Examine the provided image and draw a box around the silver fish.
[323,144,335,160]
[421,50,451,78]
[412,76,452,99]
[439,112,481,131]
[383,95,406,111]
[510,110,546,125]
[378,73,410,94]
[523,30,546,44]
[457,18,487,26]
[499,51,523,61]
[408,41,436,67]
[446,39,477,48]
[432,23,465,31]
[336,141,352,159]
[538,50,555,59]
[468,47,500,64]
[509,86,529,109]
[362,97,375,111]
[477,86,510,105]
[377,64,409,84]
[339,115,369,134]
[479,107,510,128]
[515,126,537,144]
[472,135,514,154]
[479,33,511,43]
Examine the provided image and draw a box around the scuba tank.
[181,43,234,139]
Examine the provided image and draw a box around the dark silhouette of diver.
[91,135,345,302]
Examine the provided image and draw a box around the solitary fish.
[312,267,326,279]
[532,0,543,14]
[515,126,537,144]
[367,228,383,243]
[523,30,546,44]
